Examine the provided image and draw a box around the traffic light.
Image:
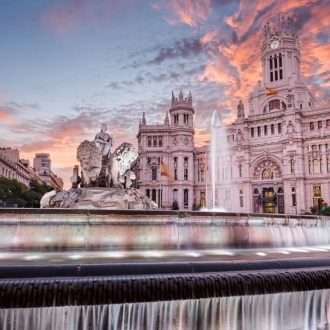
[318,198,326,211]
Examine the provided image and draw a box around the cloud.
[40,0,134,36]
[148,38,203,65]
[151,0,211,27]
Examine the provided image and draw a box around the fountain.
[210,110,231,211]
[1,125,330,329]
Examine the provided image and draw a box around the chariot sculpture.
[41,124,157,210]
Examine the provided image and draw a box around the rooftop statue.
[40,124,157,210]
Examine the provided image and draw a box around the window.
[327,120,330,128]
[148,157,151,164]
[184,114,189,124]
[153,136,157,147]
[174,169,178,180]
[201,170,205,182]
[152,168,157,180]
[257,126,261,137]
[269,54,282,82]
[240,196,243,207]
[174,114,179,124]
[278,123,282,134]
[184,169,188,180]
[292,194,296,206]
[173,189,178,201]
[146,189,150,198]
[158,136,163,147]
[264,125,268,136]
[269,100,280,110]
[310,122,314,131]
[184,189,188,209]
[318,121,322,129]
[290,159,295,174]
[239,164,242,178]
[152,189,156,202]
[271,124,275,135]
[313,159,320,174]
[327,158,330,173]
[251,127,254,138]
[148,137,152,147]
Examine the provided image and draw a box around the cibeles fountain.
[1,125,330,329]
[40,123,157,210]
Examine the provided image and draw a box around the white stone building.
[136,17,330,214]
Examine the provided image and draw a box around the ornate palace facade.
[136,17,330,214]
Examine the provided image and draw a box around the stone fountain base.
[40,187,158,210]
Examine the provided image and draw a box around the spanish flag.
[160,161,171,177]
[266,87,278,96]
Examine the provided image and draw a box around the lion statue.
[108,142,138,188]
[77,140,102,187]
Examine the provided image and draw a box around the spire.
[179,89,183,101]
[141,112,146,125]
[188,91,192,105]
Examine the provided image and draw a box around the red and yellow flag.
[160,161,171,177]
[266,87,278,96]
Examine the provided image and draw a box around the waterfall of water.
[1,288,329,330]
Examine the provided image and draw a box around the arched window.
[173,189,178,201]
[310,122,314,131]
[148,137,152,147]
[146,189,150,198]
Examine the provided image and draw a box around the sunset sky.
[1,0,329,188]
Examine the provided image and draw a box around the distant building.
[0,147,63,191]
[33,153,63,191]
[136,16,330,214]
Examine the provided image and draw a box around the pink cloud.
[151,0,211,27]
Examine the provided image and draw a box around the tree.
[171,200,179,210]
[192,199,201,211]
[0,177,27,207]
[0,177,54,208]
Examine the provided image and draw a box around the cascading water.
[210,110,231,210]
[1,289,329,330]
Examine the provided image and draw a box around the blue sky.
[1,0,329,187]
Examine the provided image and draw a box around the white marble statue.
[108,142,138,188]
[94,123,113,158]
[76,140,102,187]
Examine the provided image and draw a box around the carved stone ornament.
[253,159,282,180]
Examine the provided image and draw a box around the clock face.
[271,41,279,49]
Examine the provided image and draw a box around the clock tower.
[261,16,301,87]
[249,16,316,116]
